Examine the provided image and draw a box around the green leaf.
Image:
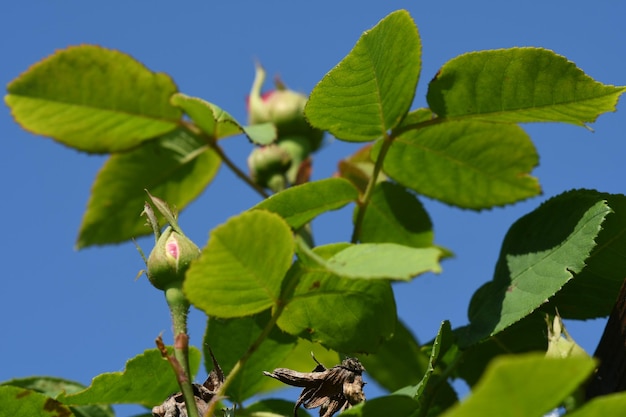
[185,210,294,318]
[395,108,434,131]
[427,47,626,126]
[5,45,181,153]
[357,320,429,392]
[453,311,548,386]
[1,377,113,417]
[543,191,626,319]
[305,10,421,141]
[567,392,626,417]
[324,243,442,280]
[337,144,386,194]
[358,182,434,247]
[295,238,442,281]
[277,245,396,353]
[203,311,297,403]
[57,347,201,406]
[253,178,359,229]
[378,120,540,209]
[76,128,220,247]
[440,354,596,417]
[340,395,419,417]
[400,321,454,398]
[243,399,312,417]
[170,93,277,144]
[0,385,75,417]
[462,191,611,346]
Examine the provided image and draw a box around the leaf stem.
[351,132,394,243]
[182,121,269,199]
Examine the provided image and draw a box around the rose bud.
[247,64,323,151]
[247,144,292,191]
[146,226,201,291]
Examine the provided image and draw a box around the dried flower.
[264,355,366,417]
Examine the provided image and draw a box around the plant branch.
[351,132,394,243]
[156,334,200,417]
[182,121,270,199]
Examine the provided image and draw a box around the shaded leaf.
[5,45,181,153]
[253,178,359,229]
[452,311,548,386]
[203,312,297,403]
[378,120,540,209]
[185,210,294,318]
[1,376,113,417]
[358,182,433,247]
[337,144,386,194]
[243,399,312,417]
[427,47,626,126]
[305,10,421,141]
[277,245,396,353]
[439,354,596,417]
[57,347,201,406]
[357,320,429,392]
[543,191,626,319]
[462,191,611,346]
[340,395,419,417]
[77,128,220,248]
[0,385,75,417]
[397,321,454,398]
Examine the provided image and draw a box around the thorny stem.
[164,285,200,417]
[156,334,200,417]
[182,121,269,199]
[351,132,394,244]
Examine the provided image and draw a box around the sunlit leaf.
[5,45,181,153]
[462,191,611,346]
[253,178,359,229]
[171,93,276,144]
[440,354,596,417]
[427,47,626,126]
[185,210,294,318]
[77,128,220,248]
[305,10,421,141]
[377,120,540,209]
[57,347,201,406]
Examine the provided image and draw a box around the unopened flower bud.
[248,64,323,151]
[247,144,292,191]
[147,226,200,291]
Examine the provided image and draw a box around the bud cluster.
[246,64,323,192]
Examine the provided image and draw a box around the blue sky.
[1,1,625,416]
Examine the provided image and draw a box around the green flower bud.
[247,63,324,151]
[247,144,292,191]
[146,226,200,291]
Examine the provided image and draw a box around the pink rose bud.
[147,226,200,291]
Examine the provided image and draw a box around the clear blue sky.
[2,1,625,416]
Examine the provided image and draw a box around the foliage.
[4,8,626,417]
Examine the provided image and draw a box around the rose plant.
[3,9,626,417]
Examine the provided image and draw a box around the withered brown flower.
[264,355,366,417]
[152,350,224,417]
